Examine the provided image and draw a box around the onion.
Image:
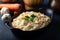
[51,0,60,10]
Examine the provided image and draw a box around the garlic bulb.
[0,7,11,21]
[0,7,9,15]
[1,13,11,21]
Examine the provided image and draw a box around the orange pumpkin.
[23,0,43,10]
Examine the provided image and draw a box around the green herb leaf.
[24,14,37,22]
[29,14,37,22]
[25,16,30,21]
[29,17,34,22]
[31,14,37,18]
[25,16,30,18]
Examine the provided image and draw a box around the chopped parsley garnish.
[25,16,30,21]
[25,14,37,22]
[29,17,34,22]
[31,14,37,18]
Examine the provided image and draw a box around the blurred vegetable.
[0,7,9,15]
[51,0,60,10]
[0,7,11,21]
[1,14,11,21]
[23,0,43,10]
[0,0,17,3]
[0,4,22,11]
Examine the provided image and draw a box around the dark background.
[0,0,60,40]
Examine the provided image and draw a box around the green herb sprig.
[25,14,37,22]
